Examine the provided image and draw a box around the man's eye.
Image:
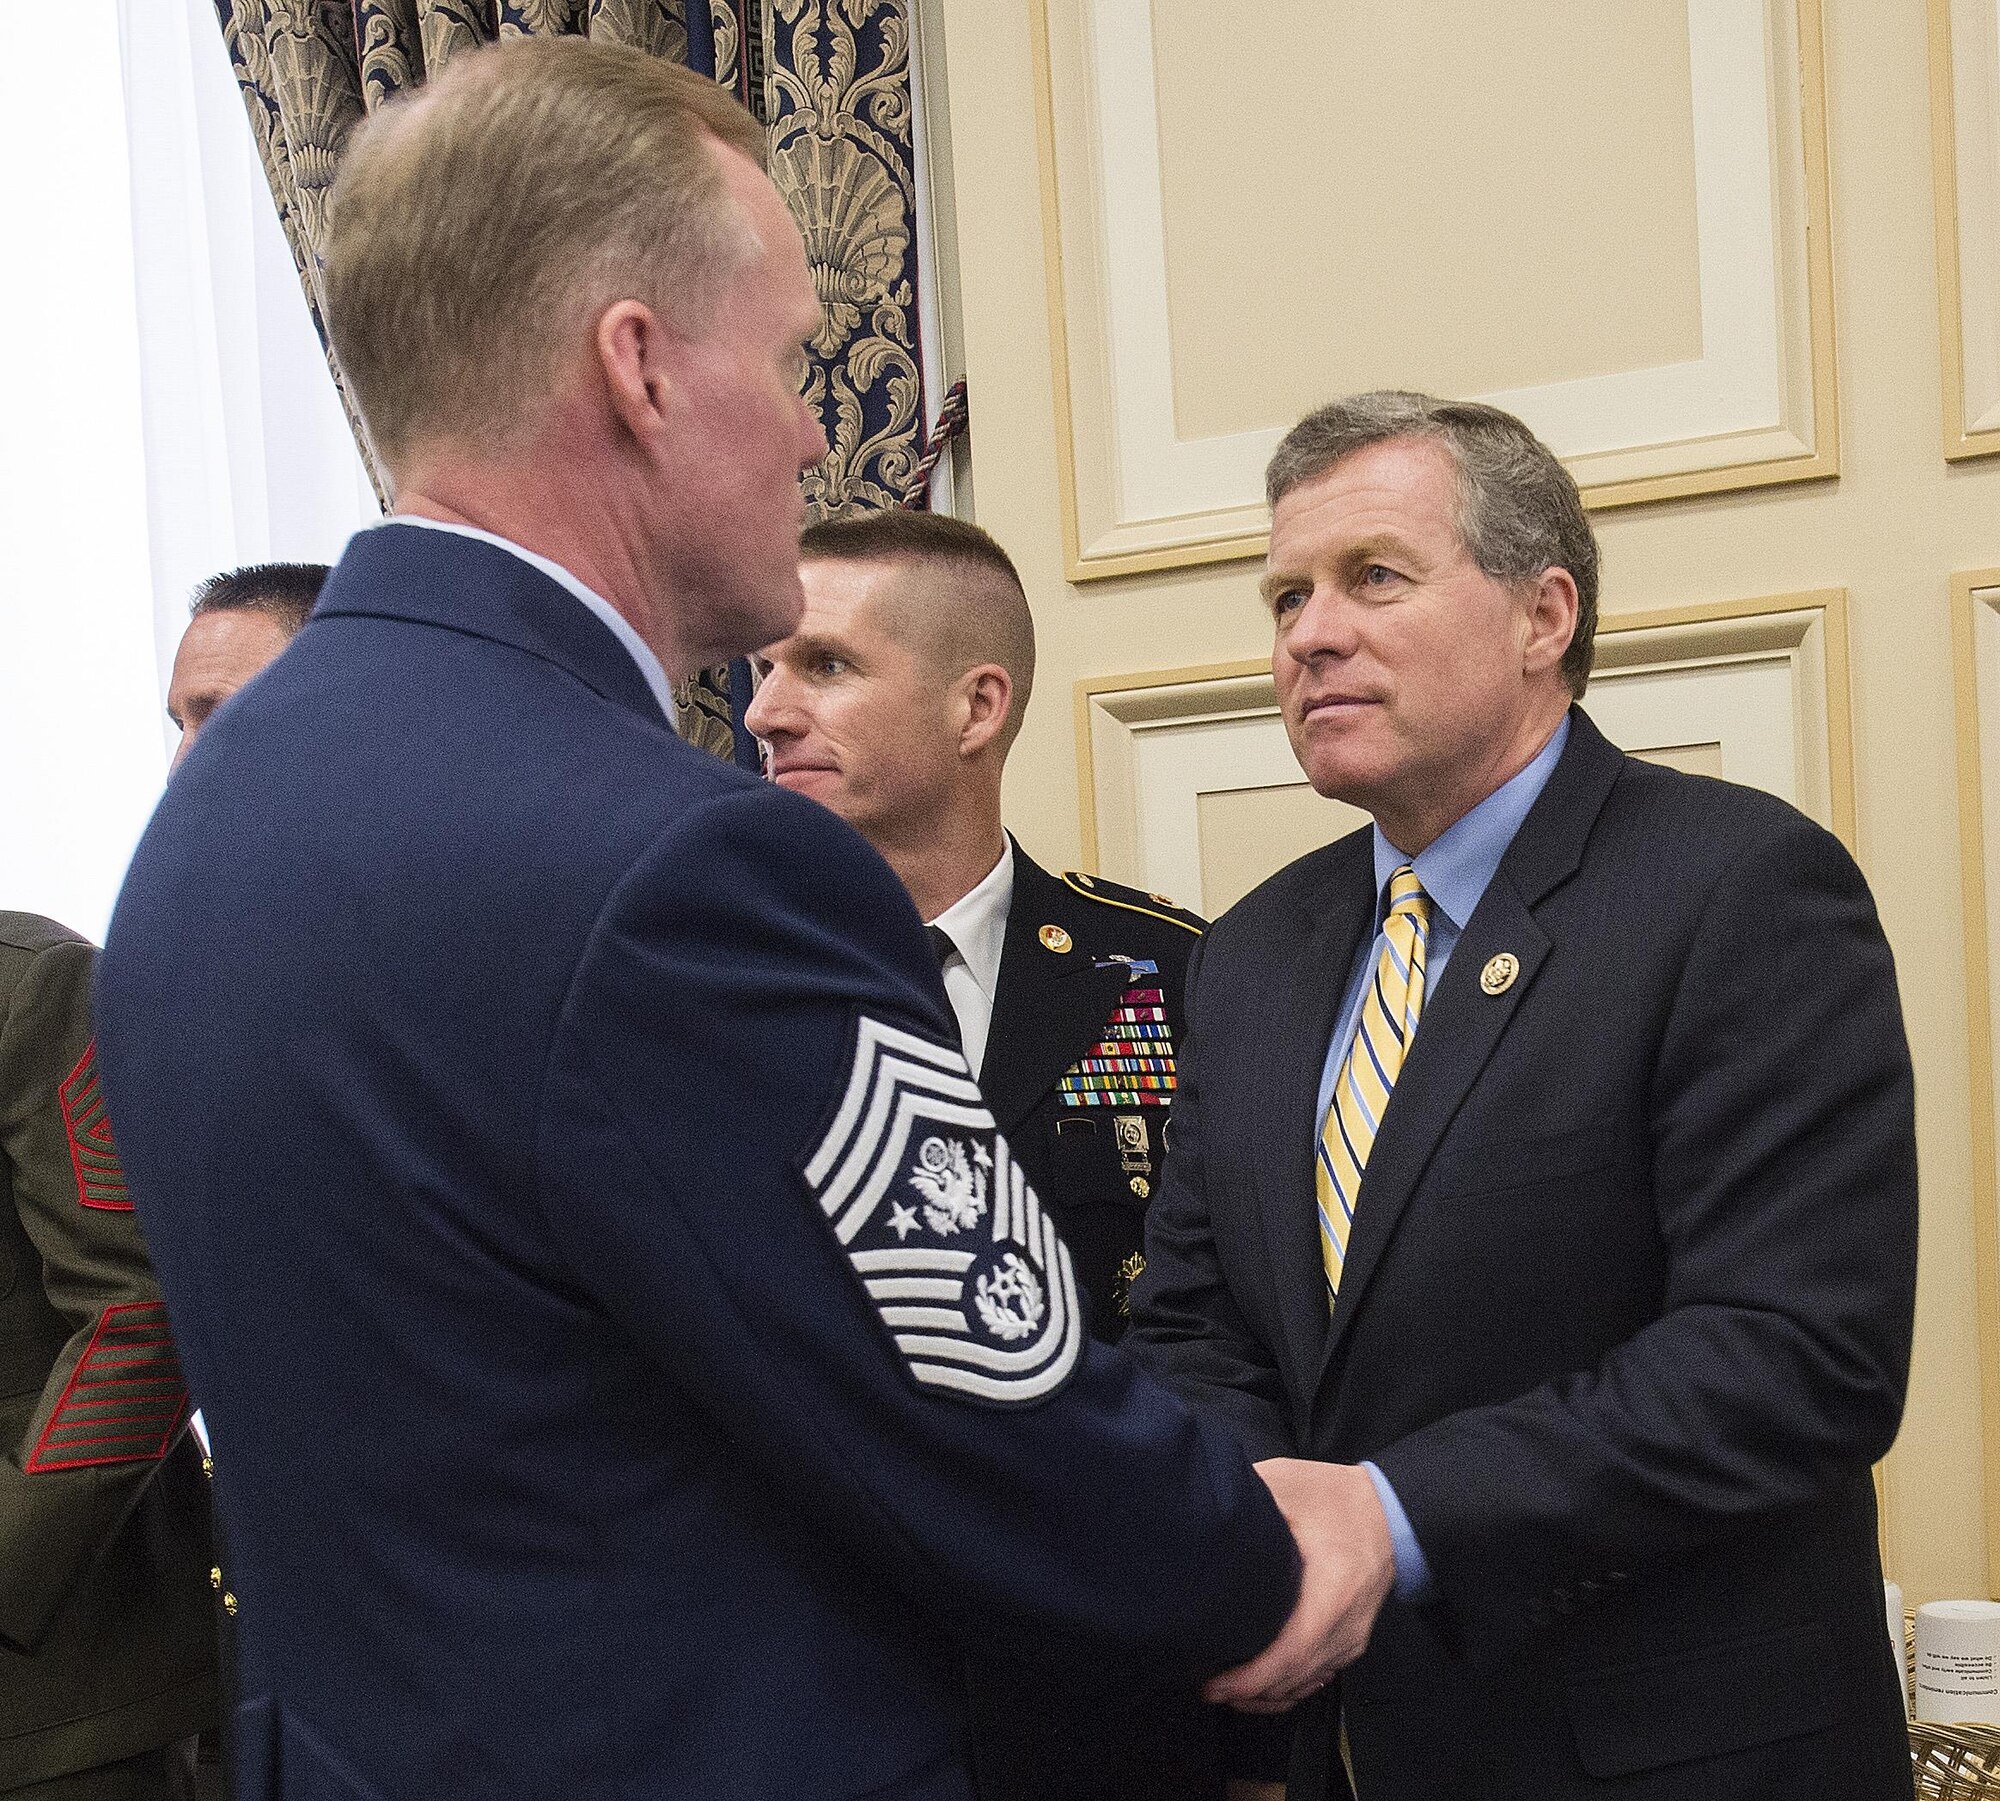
[813,657,847,679]
[1271,588,1306,618]
[1361,564,1398,587]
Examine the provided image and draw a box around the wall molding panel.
[1035,0,1839,580]
[1930,0,2000,459]
[1950,571,2000,1594]
[1075,591,1856,913]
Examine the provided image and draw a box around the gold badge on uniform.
[1039,924,1073,954]
[1113,1250,1147,1318]
[1128,1176,1150,1199]
[1480,952,1520,995]
[1113,1113,1150,1161]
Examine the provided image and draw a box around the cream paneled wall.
[934,0,1998,1604]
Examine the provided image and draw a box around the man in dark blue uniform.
[748,512,1291,1801]
[94,41,1306,1801]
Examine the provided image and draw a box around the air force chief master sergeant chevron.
[92,39,1306,1801]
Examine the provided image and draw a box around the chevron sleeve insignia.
[59,1042,131,1211]
[27,1301,188,1473]
[803,1015,1084,1407]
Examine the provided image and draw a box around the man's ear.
[594,300,674,447]
[1521,566,1579,679]
[958,665,1014,760]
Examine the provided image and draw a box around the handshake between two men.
[98,35,1918,1801]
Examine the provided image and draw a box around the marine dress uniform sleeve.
[0,923,191,1654]
[537,787,1299,1680]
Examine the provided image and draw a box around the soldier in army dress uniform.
[750,510,1289,1801]
[973,857,1202,1341]
[0,914,213,1799]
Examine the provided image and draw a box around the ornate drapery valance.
[212,0,930,759]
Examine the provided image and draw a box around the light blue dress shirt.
[1323,716,1571,1603]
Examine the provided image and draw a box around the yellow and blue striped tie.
[1317,866,1430,1311]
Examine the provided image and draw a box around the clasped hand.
[1203,1458,1396,1713]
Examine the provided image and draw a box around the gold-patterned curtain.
[212,0,925,762]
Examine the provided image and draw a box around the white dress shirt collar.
[382,516,679,730]
[925,838,1014,1077]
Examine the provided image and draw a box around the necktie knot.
[926,924,957,971]
[1385,865,1429,928]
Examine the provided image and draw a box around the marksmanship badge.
[803,1016,1083,1406]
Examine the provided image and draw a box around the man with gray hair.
[1129,391,1917,1797]
[93,37,1308,1801]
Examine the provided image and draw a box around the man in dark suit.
[1,913,213,1798]
[749,511,1289,1801]
[94,41,1304,1801]
[1129,390,1918,1800]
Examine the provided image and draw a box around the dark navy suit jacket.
[1131,710,1918,1801]
[96,524,1297,1801]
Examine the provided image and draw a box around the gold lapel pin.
[1039,924,1073,954]
[1480,952,1520,995]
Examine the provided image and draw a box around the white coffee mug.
[1914,1599,2000,1726]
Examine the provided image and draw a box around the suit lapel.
[982,851,1130,1131]
[1310,707,1627,1391]
[1260,832,1377,1394]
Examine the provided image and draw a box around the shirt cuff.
[1362,1459,1433,1604]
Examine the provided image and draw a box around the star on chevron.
[888,1201,921,1240]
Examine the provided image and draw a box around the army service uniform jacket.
[968,852,1289,1801]
[981,848,1202,1344]
[95,523,1299,1801]
[0,914,213,1790]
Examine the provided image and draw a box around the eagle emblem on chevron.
[803,1015,1083,1405]
[906,1134,989,1235]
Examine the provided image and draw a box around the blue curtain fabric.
[211,0,925,760]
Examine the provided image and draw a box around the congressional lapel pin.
[1480,952,1520,996]
[1039,924,1073,954]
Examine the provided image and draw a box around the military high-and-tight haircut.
[324,38,769,475]
[189,563,329,641]
[1265,390,1600,697]
[800,511,1037,753]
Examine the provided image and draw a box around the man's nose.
[743,671,792,739]
[796,400,828,471]
[1285,586,1358,662]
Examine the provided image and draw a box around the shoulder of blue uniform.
[1057,871,1206,937]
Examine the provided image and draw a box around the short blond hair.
[325,38,768,472]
